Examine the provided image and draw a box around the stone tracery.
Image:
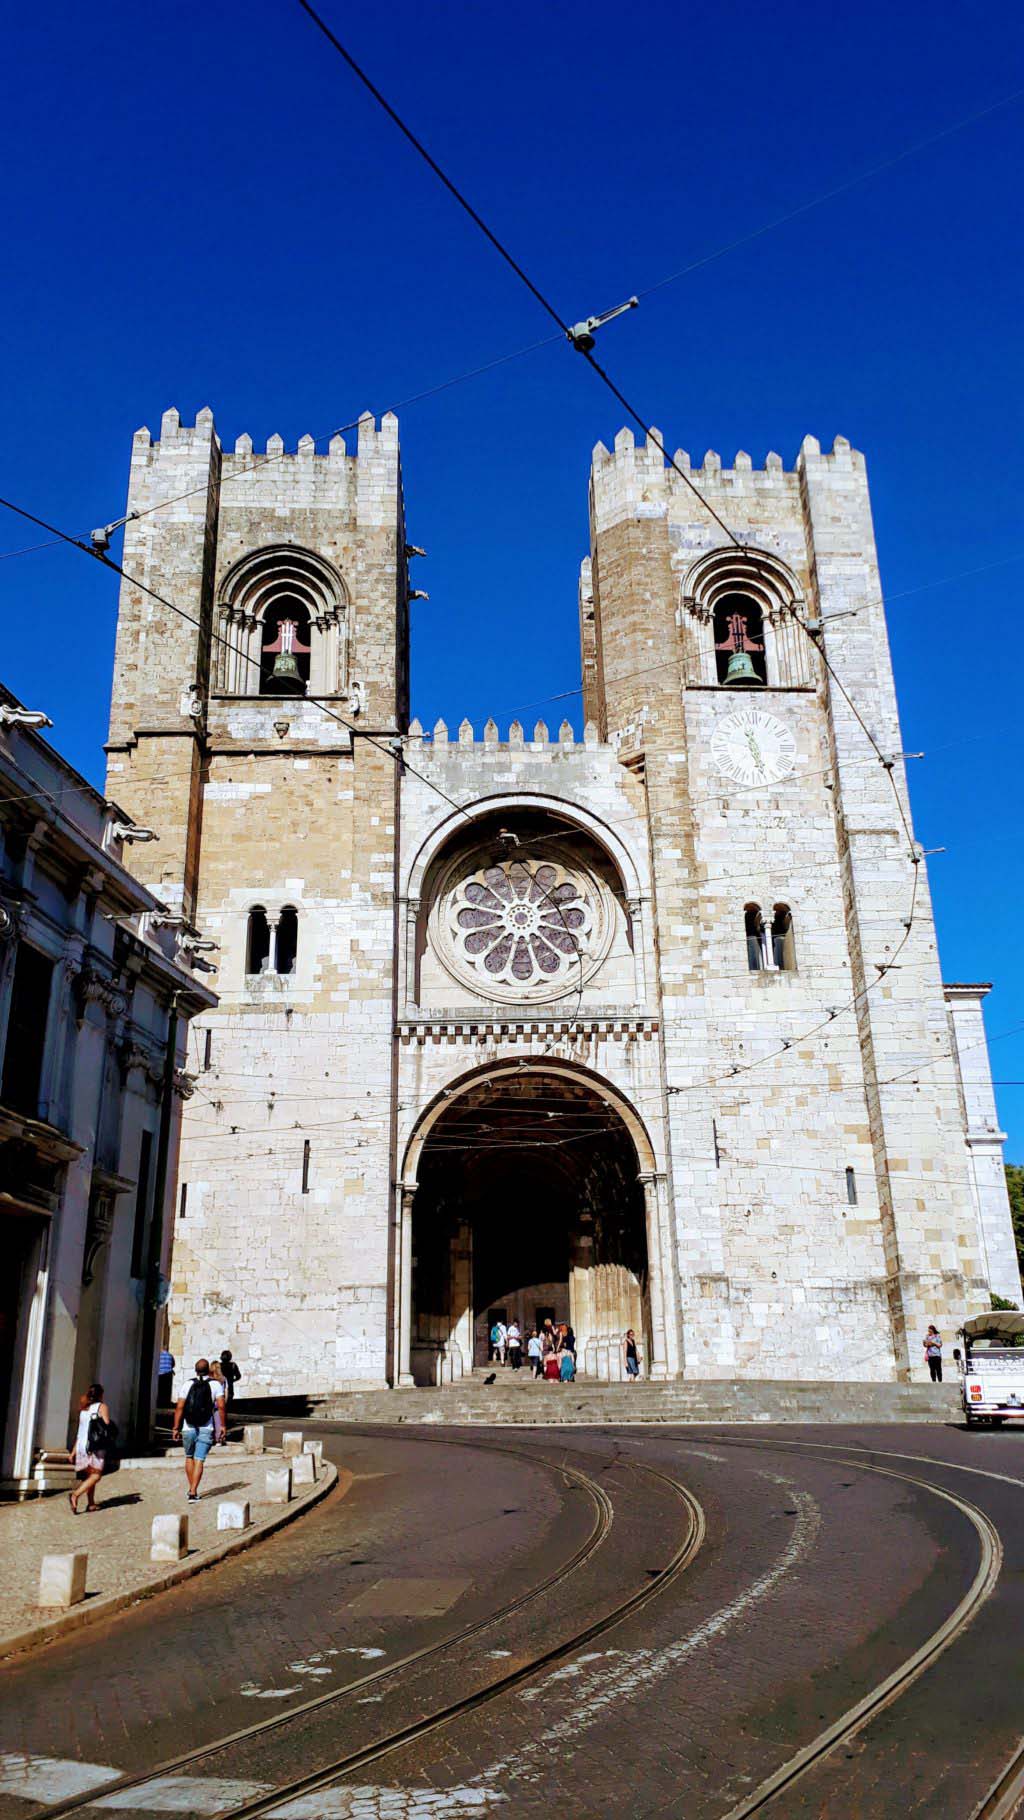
[452,858,593,989]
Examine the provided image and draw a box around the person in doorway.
[527,1329,543,1378]
[157,1343,175,1409]
[496,1319,508,1365]
[219,1349,241,1406]
[69,1383,112,1513]
[506,1320,522,1370]
[172,1360,218,1500]
[489,1320,503,1365]
[623,1330,641,1381]
[923,1325,943,1382]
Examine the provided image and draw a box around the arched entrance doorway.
[398,1067,658,1384]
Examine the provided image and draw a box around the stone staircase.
[314,1375,962,1427]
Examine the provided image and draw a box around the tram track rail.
[35,1424,704,1820]
[672,1436,1004,1818]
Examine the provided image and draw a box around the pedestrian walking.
[558,1346,576,1383]
[623,1330,641,1381]
[923,1325,943,1382]
[172,1360,218,1500]
[507,1320,522,1370]
[543,1350,561,1382]
[157,1344,175,1408]
[68,1383,113,1513]
[527,1329,543,1378]
[219,1348,241,1405]
[563,1322,576,1362]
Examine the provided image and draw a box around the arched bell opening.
[405,1070,652,1385]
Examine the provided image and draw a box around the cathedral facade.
[104,408,1020,1392]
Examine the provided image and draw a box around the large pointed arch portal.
[395,1063,669,1385]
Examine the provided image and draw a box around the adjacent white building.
[0,686,215,1492]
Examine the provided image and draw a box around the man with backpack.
[171,1359,218,1501]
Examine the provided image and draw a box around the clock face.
[710,707,796,787]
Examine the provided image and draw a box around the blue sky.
[3,1,1023,1147]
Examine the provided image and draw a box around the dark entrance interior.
[411,1071,649,1382]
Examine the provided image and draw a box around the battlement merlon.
[125,408,401,523]
[588,429,866,537]
[406,717,601,753]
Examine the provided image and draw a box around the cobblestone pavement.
[0,1422,1021,1818]
[0,1450,328,1656]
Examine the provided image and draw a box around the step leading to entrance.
[313,1379,963,1427]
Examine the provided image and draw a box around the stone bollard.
[281,1431,303,1460]
[151,1514,188,1563]
[266,1466,292,1504]
[217,1500,251,1532]
[39,1553,87,1609]
[291,1452,316,1486]
[243,1425,265,1455]
[302,1439,323,1465]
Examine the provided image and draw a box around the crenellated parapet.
[406,717,602,753]
[589,427,864,536]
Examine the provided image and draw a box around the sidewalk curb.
[0,1460,349,1665]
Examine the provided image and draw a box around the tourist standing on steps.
[219,1348,242,1406]
[528,1329,543,1378]
[69,1383,112,1513]
[623,1330,641,1381]
[208,1359,229,1445]
[507,1320,522,1370]
[172,1360,217,1501]
[489,1319,503,1364]
[923,1325,943,1382]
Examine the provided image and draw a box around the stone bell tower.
[105,407,410,1391]
[585,429,996,1380]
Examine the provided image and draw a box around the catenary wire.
[284,0,928,1086]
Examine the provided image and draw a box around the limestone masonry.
[104,409,1020,1390]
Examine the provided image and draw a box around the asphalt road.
[0,1421,1022,1818]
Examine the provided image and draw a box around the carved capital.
[173,1068,196,1101]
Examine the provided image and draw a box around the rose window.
[452,860,593,989]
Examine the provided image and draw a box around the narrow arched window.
[845,1166,858,1206]
[276,905,298,976]
[246,906,271,974]
[771,904,796,971]
[745,904,767,971]
[260,600,312,696]
[714,593,766,687]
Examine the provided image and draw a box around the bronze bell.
[723,649,764,687]
[265,650,305,696]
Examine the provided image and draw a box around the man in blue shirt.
[157,1345,175,1408]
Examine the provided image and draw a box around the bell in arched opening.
[260,603,312,696]
[714,595,767,687]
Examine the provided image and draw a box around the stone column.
[640,1171,671,1380]
[395,1182,416,1387]
[626,897,648,1002]
[265,911,280,976]
[450,1219,474,1379]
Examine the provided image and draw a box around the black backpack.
[183,1377,214,1427]
[86,1411,120,1472]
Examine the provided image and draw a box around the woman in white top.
[68,1381,111,1513]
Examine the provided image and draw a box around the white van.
[955,1312,1024,1427]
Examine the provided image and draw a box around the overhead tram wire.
[0,492,590,1044]
[110,328,564,534]
[286,0,927,1095]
